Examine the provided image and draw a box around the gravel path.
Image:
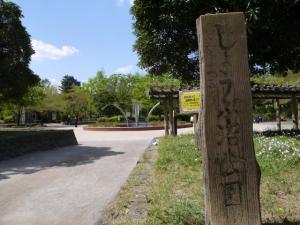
[0,127,193,225]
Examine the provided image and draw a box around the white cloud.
[49,78,60,86]
[115,65,134,74]
[117,0,124,6]
[116,0,134,7]
[32,40,79,61]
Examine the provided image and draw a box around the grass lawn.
[256,134,300,223]
[101,134,300,225]
[144,135,204,225]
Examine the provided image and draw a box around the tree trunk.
[163,100,169,136]
[274,98,281,131]
[196,12,261,225]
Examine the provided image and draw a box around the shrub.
[176,114,191,122]
[3,115,14,123]
[88,122,118,127]
[254,134,300,175]
[108,115,126,122]
[61,114,71,123]
[148,115,163,122]
[97,117,110,122]
[97,115,126,123]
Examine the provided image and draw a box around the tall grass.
[145,135,204,225]
[145,134,300,224]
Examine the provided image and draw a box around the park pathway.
[0,127,193,225]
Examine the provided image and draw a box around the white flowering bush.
[254,135,300,174]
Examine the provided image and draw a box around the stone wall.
[0,130,78,160]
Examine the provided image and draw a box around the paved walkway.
[0,121,294,225]
[0,127,193,225]
[253,121,294,132]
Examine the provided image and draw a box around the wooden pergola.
[252,84,300,130]
[149,84,300,135]
[149,87,198,136]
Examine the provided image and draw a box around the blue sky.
[12,0,144,85]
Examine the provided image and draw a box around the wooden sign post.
[196,13,261,225]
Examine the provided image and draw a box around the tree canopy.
[83,71,181,118]
[0,1,39,102]
[62,86,90,119]
[0,71,182,124]
[131,0,300,81]
[60,75,81,93]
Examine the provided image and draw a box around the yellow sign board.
[179,90,201,114]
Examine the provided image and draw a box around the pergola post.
[274,98,281,131]
[193,114,198,135]
[168,96,176,136]
[298,99,300,125]
[173,110,178,136]
[292,95,299,130]
[163,100,169,136]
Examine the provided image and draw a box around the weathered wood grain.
[196,12,261,225]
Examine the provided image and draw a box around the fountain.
[84,102,192,131]
[101,104,129,126]
[146,102,161,122]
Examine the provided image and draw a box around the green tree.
[62,86,90,122]
[60,75,81,93]
[83,71,110,116]
[30,80,64,113]
[14,82,46,125]
[107,74,134,113]
[84,71,181,119]
[131,0,300,81]
[0,1,39,102]
[0,79,58,125]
